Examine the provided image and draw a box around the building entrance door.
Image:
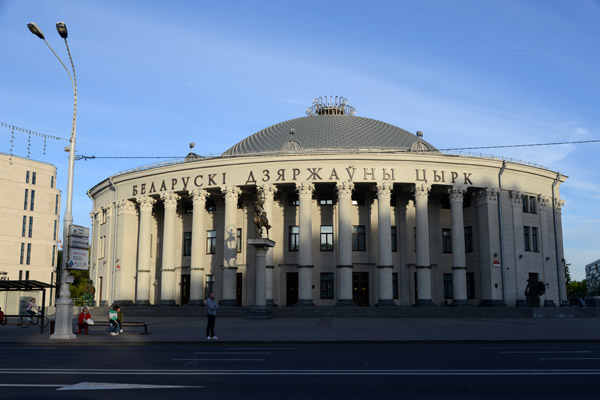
[181,274,190,305]
[286,272,298,306]
[236,273,243,306]
[352,272,369,307]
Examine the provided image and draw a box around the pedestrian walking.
[206,292,219,340]
[116,306,124,334]
[77,307,92,335]
[108,305,119,335]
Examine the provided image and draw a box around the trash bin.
[50,320,55,334]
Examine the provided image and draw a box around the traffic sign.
[69,224,90,237]
[69,235,89,249]
[68,247,89,270]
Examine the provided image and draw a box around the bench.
[85,320,151,334]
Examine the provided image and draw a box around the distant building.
[0,153,61,313]
[586,259,600,296]
[88,97,568,309]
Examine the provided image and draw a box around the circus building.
[87,97,568,309]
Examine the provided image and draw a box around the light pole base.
[50,298,76,340]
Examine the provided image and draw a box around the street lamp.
[28,21,78,340]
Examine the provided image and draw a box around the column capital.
[413,183,431,199]
[161,192,181,208]
[509,190,522,207]
[101,204,114,217]
[90,209,100,220]
[476,188,499,206]
[336,181,354,198]
[448,185,466,202]
[116,199,137,215]
[136,195,156,211]
[296,182,315,197]
[537,194,551,209]
[258,184,277,199]
[188,188,209,203]
[221,185,241,202]
[553,198,565,211]
[376,182,393,198]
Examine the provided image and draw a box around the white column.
[377,182,394,306]
[336,181,354,306]
[296,182,315,306]
[221,185,241,306]
[258,184,277,306]
[414,183,433,306]
[160,192,180,305]
[510,191,527,306]
[188,189,208,306]
[449,186,468,306]
[135,196,155,304]
[115,199,137,305]
[476,188,504,306]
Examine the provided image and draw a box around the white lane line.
[540,357,600,360]
[2,368,600,376]
[0,384,62,387]
[57,382,202,391]
[226,348,294,350]
[500,351,590,354]
[0,347,58,350]
[193,352,271,355]
[174,359,265,361]
[482,347,558,350]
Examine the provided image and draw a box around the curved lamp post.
[28,22,78,340]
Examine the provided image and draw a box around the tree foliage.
[567,280,586,302]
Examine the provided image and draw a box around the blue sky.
[1,0,598,281]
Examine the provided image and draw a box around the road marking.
[193,352,271,355]
[0,384,62,387]
[500,351,591,354]
[0,347,58,350]
[226,347,294,350]
[174,359,265,361]
[482,347,558,350]
[2,368,600,376]
[540,357,600,360]
[57,382,202,391]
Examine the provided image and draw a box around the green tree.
[567,279,586,303]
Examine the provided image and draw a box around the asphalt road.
[0,343,598,399]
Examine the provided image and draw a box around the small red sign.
[492,260,501,268]
[115,264,121,271]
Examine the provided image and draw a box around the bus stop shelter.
[0,280,54,334]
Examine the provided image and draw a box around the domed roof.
[222,114,437,156]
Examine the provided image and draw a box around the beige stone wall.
[0,153,60,312]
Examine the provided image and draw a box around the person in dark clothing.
[205,293,219,340]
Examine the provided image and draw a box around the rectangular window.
[100,236,106,258]
[26,243,31,265]
[532,227,539,252]
[30,190,35,211]
[320,272,334,299]
[319,193,333,205]
[530,196,536,214]
[393,272,398,299]
[522,195,529,213]
[352,225,366,251]
[237,228,242,253]
[52,245,56,267]
[24,189,28,210]
[19,270,23,280]
[288,194,299,206]
[320,225,333,251]
[391,226,398,252]
[20,243,25,264]
[28,216,33,238]
[444,273,453,299]
[524,226,531,252]
[205,198,216,211]
[51,175,54,188]
[288,226,299,251]
[53,220,57,240]
[55,194,59,215]
[351,193,365,206]
[205,275,215,298]
[442,229,452,253]
[467,272,475,299]
[25,270,30,281]
[464,226,473,253]
[32,172,37,185]
[25,171,30,183]
[22,216,27,237]
[206,230,216,254]
[183,232,192,256]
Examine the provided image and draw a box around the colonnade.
[108,181,477,307]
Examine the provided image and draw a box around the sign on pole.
[68,247,89,270]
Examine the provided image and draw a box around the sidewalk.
[1,316,600,344]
